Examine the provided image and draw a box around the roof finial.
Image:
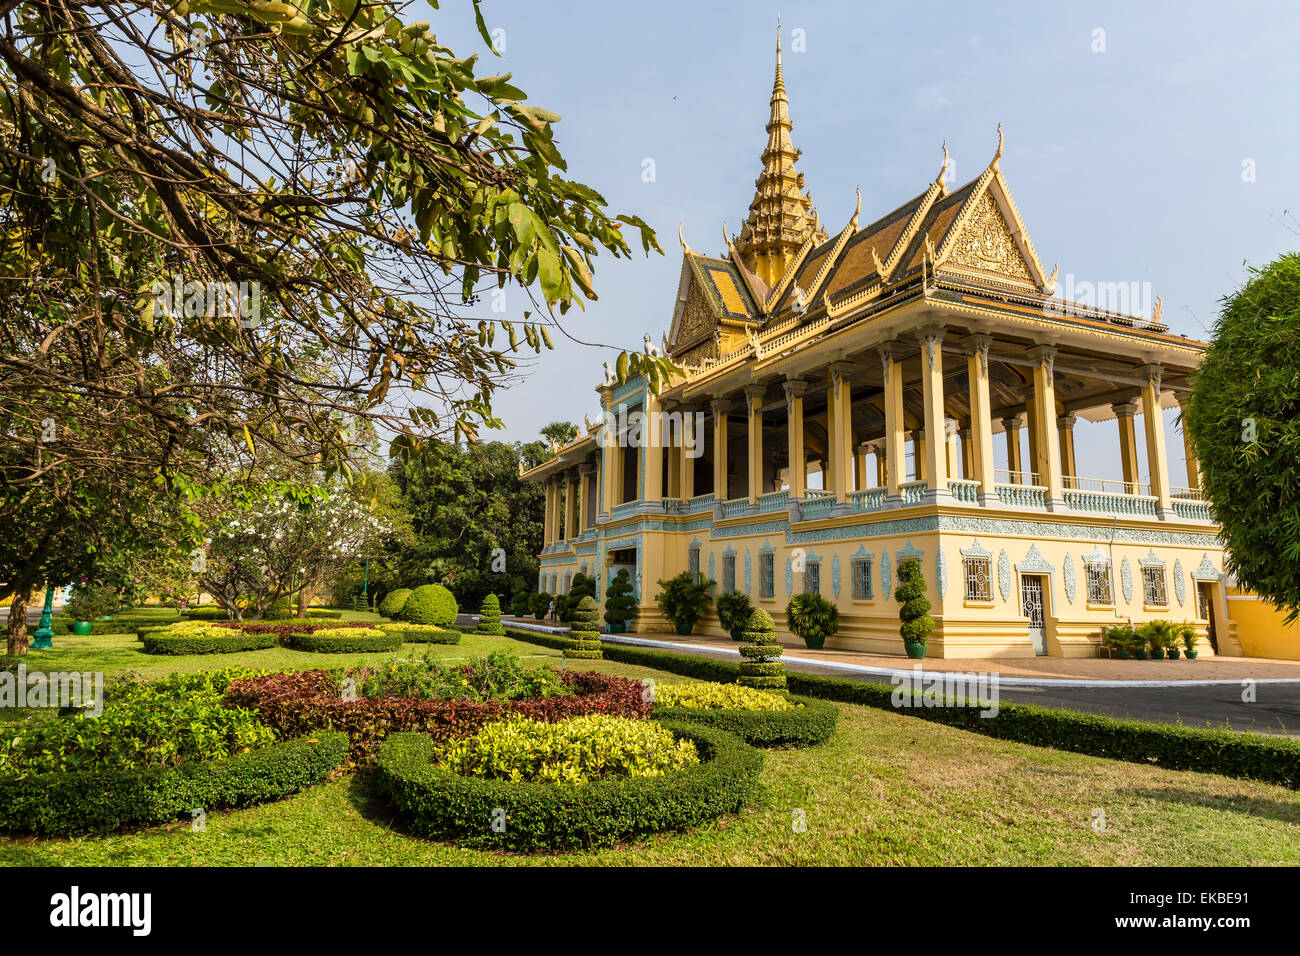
[936,139,950,189]
[678,221,696,256]
[992,123,1004,169]
[850,186,861,229]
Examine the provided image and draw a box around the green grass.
[2,631,1297,865]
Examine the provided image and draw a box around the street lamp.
[30,584,55,649]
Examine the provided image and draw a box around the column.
[914,432,926,482]
[642,387,663,502]
[1024,398,1040,485]
[783,379,808,499]
[945,422,959,482]
[855,442,870,492]
[967,337,998,505]
[874,441,888,487]
[1140,364,1173,514]
[564,471,579,540]
[1057,414,1077,490]
[599,395,618,518]
[544,478,557,544]
[744,385,765,506]
[711,397,729,500]
[1178,396,1200,493]
[918,327,950,501]
[579,463,597,529]
[665,407,681,500]
[679,407,696,500]
[1003,416,1023,484]
[879,345,905,499]
[1114,401,1140,494]
[1029,346,1063,503]
[959,427,974,480]
[826,363,854,499]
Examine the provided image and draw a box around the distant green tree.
[540,421,579,451]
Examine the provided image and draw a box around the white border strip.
[598,634,1300,689]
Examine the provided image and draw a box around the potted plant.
[603,569,636,634]
[786,592,839,650]
[894,559,934,659]
[63,584,116,636]
[1103,625,1133,660]
[654,571,715,636]
[1180,623,1199,659]
[716,591,754,642]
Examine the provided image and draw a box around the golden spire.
[732,19,827,288]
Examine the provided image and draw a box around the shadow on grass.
[1119,786,1300,823]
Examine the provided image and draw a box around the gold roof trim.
[762,230,816,314]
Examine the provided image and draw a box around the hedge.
[54,616,180,635]
[501,628,1300,789]
[285,631,404,654]
[141,632,278,655]
[375,720,762,851]
[375,623,461,644]
[225,668,653,767]
[0,731,348,836]
[652,694,838,748]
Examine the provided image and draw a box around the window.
[963,556,992,601]
[804,560,821,595]
[759,552,775,598]
[722,554,736,594]
[688,547,701,583]
[1086,562,1113,604]
[851,557,873,600]
[1142,565,1167,606]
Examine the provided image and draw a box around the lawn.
[2,631,1297,866]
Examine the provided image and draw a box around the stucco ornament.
[1120,557,1133,604]
[936,548,948,600]
[1063,552,1076,604]
[1173,558,1186,606]
[831,554,842,598]
[881,552,892,598]
[997,549,1011,602]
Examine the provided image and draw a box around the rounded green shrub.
[475,593,505,635]
[378,588,413,619]
[738,609,786,691]
[716,591,754,641]
[529,592,550,620]
[604,569,636,631]
[401,584,458,626]
[565,595,603,659]
[894,559,935,648]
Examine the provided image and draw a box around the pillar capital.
[1001,415,1023,432]
[1056,413,1078,431]
[1138,363,1163,391]
[1112,400,1139,418]
[782,377,808,406]
[742,383,767,402]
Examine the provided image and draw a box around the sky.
[418,0,1300,485]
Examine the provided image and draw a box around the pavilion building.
[522,36,1272,658]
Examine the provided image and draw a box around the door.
[1021,575,1046,655]
[1197,583,1219,653]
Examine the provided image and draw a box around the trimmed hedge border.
[225,668,653,767]
[652,694,838,748]
[285,632,404,654]
[375,720,762,851]
[377,626,461,645]
[501,628,1300,789]
[141,632,278,655]
[0,731,348,836]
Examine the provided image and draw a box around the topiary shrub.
[716,591,754,642]
[378,588,412,619]
[286,630,404,653]
[475,594,505,635]
[529,592,550,621]
[141,631,277,655]
[604,569,636,633]
[738,608,786,691]
[565,595,603,659]
[786,592,840,650]
[1184,252,1300,622]
[894,559,934,657]
[401,583,459,627]
[654,571,714,635]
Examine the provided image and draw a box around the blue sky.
[423,0,1299,483]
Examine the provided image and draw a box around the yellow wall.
[1226,590,1300,660]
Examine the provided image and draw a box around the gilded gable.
[946,192,1033,282]
[672,279,718,355]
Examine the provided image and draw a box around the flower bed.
[651,684,838,748]
[375,720,761,851]
[142,631,278,655]
[0,732,347,836]
[224,667,653,767]
[374,622,461,644]
[285,629,403,654]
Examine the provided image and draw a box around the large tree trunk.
[7,590,30,656]
[296,584,312,619]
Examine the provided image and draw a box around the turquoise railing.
[948,479,980,503]
[995,483,1047,509]
[800,495,837,519]
[758,490,790,513]
[848,488,887,512]
[721,498,750,518]
[1172,498,1214,522]
[1063,489,1157,517]
[687,493,716,513]
[900,481,928,505]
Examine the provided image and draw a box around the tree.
[0,0,671,630]
[565,595,603,659]
[1185,253,1300,622]
[894,559,934,652]
[390,438,546,609]
[604,569,636,632]
[738,609,785,691]
[540,421,579,451]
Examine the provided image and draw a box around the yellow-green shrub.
[654,681,800,712]
[439,714,699,785]
[307,626,385,639]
